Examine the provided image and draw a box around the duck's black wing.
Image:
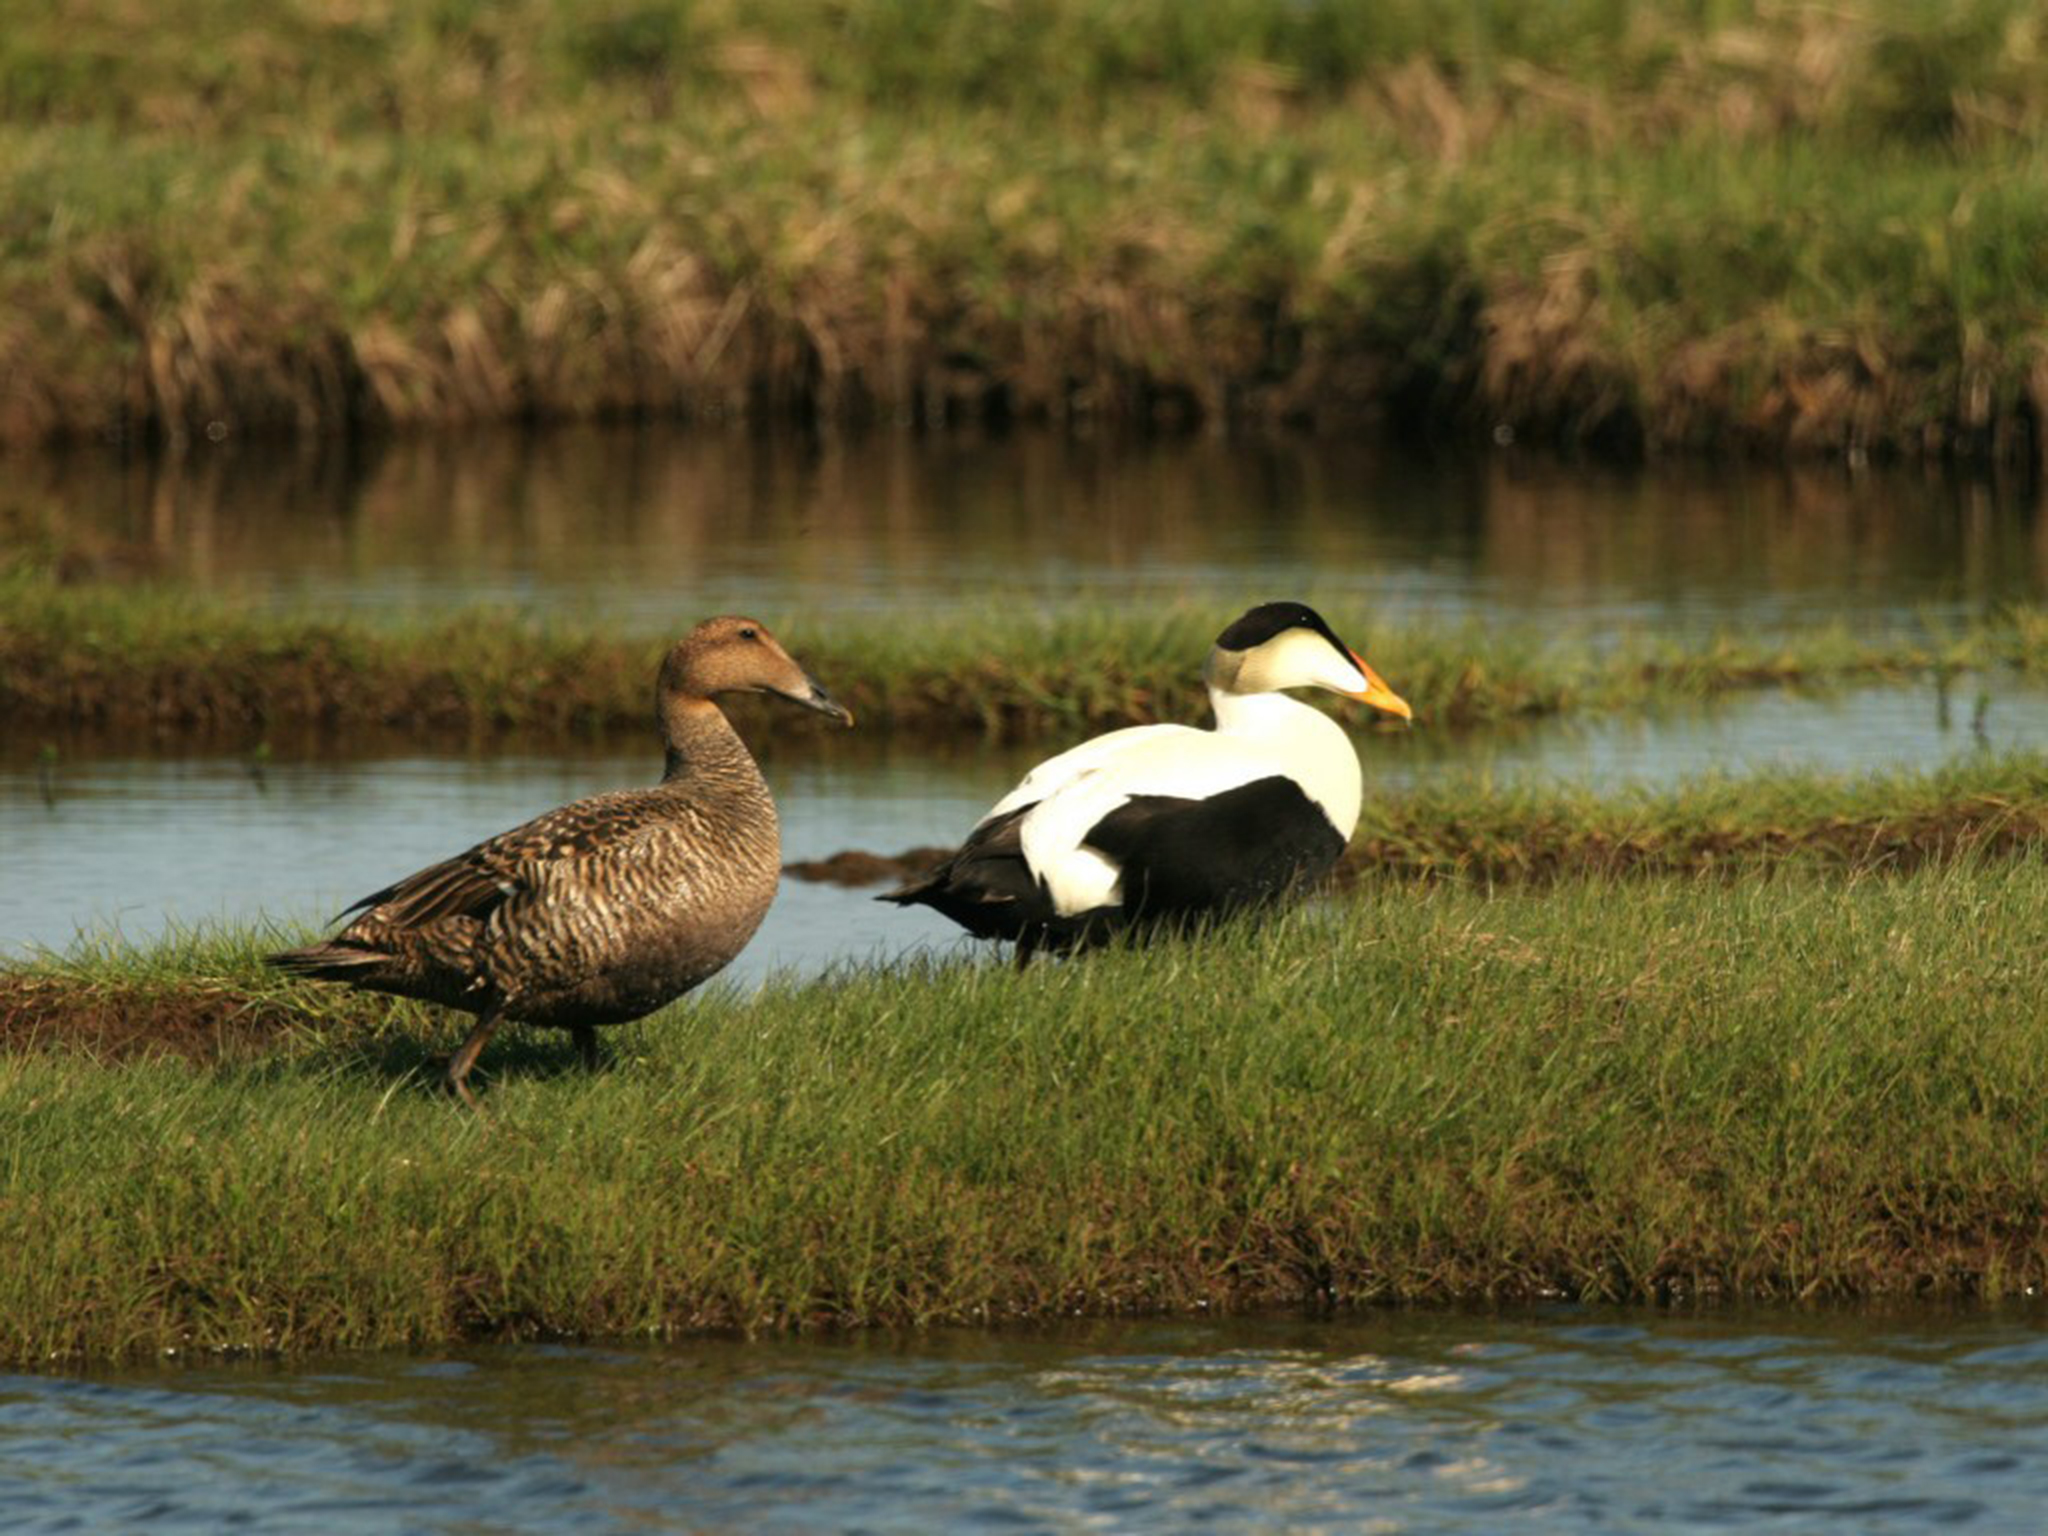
[1081,774,1345,925]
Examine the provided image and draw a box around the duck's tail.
[264,939,391,982]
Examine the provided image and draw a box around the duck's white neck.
[1208,687,1364,838]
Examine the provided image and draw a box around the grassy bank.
[1350,752,2048,881]
[792,753,2048,888]
[7,579,2045,740]
[6,856,2048,1366]
[3,2,2047,457]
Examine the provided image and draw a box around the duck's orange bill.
[1346,654,1413,721]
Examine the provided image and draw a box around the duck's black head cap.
[1215,602,1346,654]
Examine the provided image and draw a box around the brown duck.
[268,616,852,1104]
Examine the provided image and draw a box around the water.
[5,1308,2047,1532]
[17,426,2047,632]
[6,678,2046,964]
[0,734,1003,970]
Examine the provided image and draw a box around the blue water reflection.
[23,427,2047,635]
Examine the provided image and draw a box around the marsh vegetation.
[10,577,2048,737]
[4,1,2047,456]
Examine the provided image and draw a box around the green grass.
[1342,752,2048,882]
[8,576,2047,740]
[7,854,2048,1367]
[1,2,2045,454]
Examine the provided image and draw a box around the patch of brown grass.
[784,847,955,888]
[0,973,311,1062]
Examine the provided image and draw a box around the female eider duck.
[884,601,1410,960]
[268,616,852,1104]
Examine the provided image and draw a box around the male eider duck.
[267,616,852,1104]
[883,601,1409,960]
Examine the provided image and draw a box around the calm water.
[0,734,988,971]
[6,1308,2048,1533]
[6,678,2045,964]
[16,426,2048,631]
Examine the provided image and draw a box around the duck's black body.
[892,775,1347,957]
[884,603,1408,960]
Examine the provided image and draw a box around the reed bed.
[7,578,2045,740]
[3,2,2047,457]
[6,853,2048,1367]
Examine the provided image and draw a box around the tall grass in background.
[1,1,2044,455]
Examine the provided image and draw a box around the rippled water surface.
[6,1309,2047,1533]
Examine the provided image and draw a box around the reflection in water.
[3,1310,2046,1533]
[9,426,2045,630]
[6,677,2047,963]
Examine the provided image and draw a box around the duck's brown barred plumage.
[268,617,852,1104]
